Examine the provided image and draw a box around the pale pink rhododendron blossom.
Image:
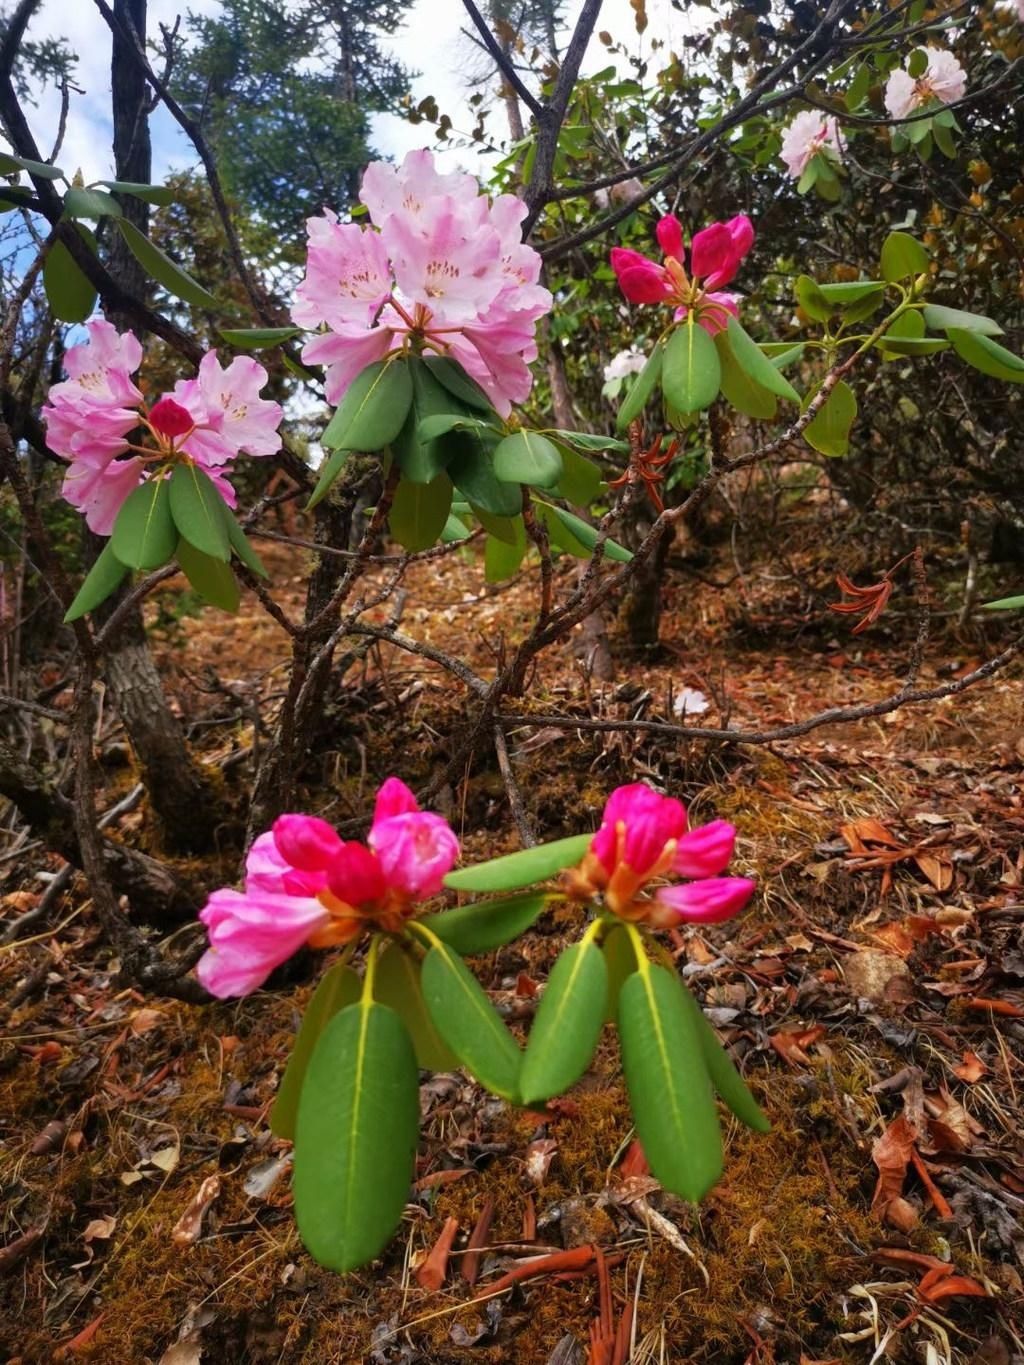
[610,213,754,336]
[780,110,845,179]
[292,149,552,416]
[564,781,755,929]
[42,319,282,534]
[196,777,459,998]
[884,48,967,120]
[603,347,648,382]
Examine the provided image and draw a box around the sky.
[14,0,699,186]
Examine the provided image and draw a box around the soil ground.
[2,531,1023,1364]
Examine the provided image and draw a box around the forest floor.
[2,527,1023,1365]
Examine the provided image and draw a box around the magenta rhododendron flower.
[780,110,845,179]
[292,149,552,416]
[610,213,754,335]
[41,319,282,533]
[196,777,459,999]
[884,48,966,120]
[565,781,755,929]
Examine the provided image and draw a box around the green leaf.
[907,46,928,77]
[0,152,63,178]
[493,431,563,489]
[389,473,453,551]
[715,330,777,419]
[176,539,240,612]
[845,61,871,109]
[420,942,522,1100]
[447,432,522,516]
[520,937,607,1104]
[616,341,663,433]
[803,380,857,457]
[117,218,218,309]
[601,925,636,1025]
[441,512,471,543]
[725,318,799,402]
[946,328,1024,383]
[423,355,498,414]
[537,502,590,557]
[321,358,413,452]
[43,226,98,323]
[796,160,819,196]
[618,964,723,1201]
[795,275,830,322]
[761,342,805,369]
[880,231,930,283]
[445,833,593,893]
[552,446,603,506]
[932,119,957,159]
[420,890,549,955]
[542,504,632,563]
[678,985,770,1133]
[393,358,465,484]
[877,336,949,356]
[293,1000,419,1271]
[225,514,268,578]
[472,506,521,545]
[416,414,497,444]
[63,186,122,219]
[922,304,1003,337]
[219,325,302,349]
[168,465,231,561]
[484,528,527,582]
[548,431,629,455]
[306,447,349,510]
[270,962,361,1141]
[662,322,721,414]
[111,478,177,570]
[63,542,129,622]
[97,179,175,205]
[817,280,887,305]
[374,942,459,1071]
[983,594,1024,610]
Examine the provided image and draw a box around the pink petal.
[617,264,673,304]
[655,214,684,261]
[373,776,420,824]
[725,215,754,258]
[654,876,756,924]
[273,814,344,872]
[148,396,194,439]
[690,222,734,284]
[672,820,736,878]
[196,887,328,998]
[592,783,688,876]
[369,811,459,900]
[325,840,388,906]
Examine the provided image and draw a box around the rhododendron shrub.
[44,319,281,620]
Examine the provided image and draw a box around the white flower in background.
[673,687,710,717]
[779,111,845,179]
[884,48,967,120]
[603,347,648,382]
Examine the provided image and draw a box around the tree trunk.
[618,508,673,653]
[96,0,218,852]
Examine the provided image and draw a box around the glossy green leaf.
[420,942,522,1100]
[169,465,231,561]
[796,159,818,196]
[270,962,361,1141]
[441,511,471,543]
[445,833,593,893]
[679,985,770,1132]
[176,539,240,612]
[63,186,122,219]
[219,325,302,349]
[293,1000,419,1271]
[601,924,636,1024]
[322,358,414,452]
[484,527,527,581]
[907,46,928,77]
[760,342,805,369]
[393,358,465,484]
[725,318,799,402]
[374,942,459,1071]
[111,478,177,569]
[845,61,871,109]
[662,322,721,414]
[493,430,563,489]
[520,937,607,1104]
[472,505,521,545]
[615,341,663,433]
[390,473,453,551]
[946,328,1024,383]
[552,445,603,505]
[877,336,949,356]
[983,594,1024,610]
[225,514,268,578]
[618,964,723,1201]
[63,542,129,622]
[794,275,830,322]
[448,432,522,516]
[880,230,930,282]
[0,152,63,178]
[922,304,1003,337]
[420,890,548,955]
[117,218,218,309]
[43,226,98,323]
[548,430,629,455]
[542,504,632,563]
[307,447,350,510]
[932,119,956,159]
[715,330,777,419]
[416,414,497,444]
[424,355,497,413]
[803,380,857,457]
[816,280,886,305]
[98,179,175,205]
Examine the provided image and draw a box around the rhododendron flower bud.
[325,840,388,906]
[672,820,736,879]
[147,396,194,440]
[374,776,420,822]
[369,780,459,899]
[655,214,684,262]
[591,783,688,879]
[273,814,344,872]
[610,215,753,334]
[651,876,756,927]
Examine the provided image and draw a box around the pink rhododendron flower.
[564,781,755,929]
[780,110,846,179]
[292,149,552,416]
[42,319,282,534]
[884,48,967,121]
[610,213,754,336]
[196,777,459,998]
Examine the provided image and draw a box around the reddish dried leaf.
[770,1024,826,1067]
[415,1215,459,1291]
[912,853,954,892]
[871,1116,917,1222]
[171,1175,220,1246]
[953,1051,987,1084]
